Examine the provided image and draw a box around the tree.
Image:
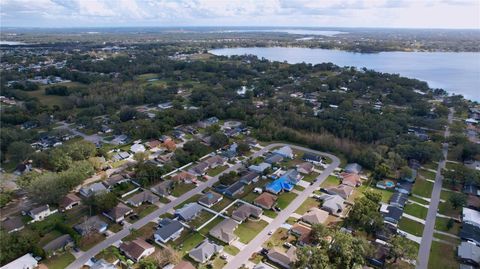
[295,246,331,269]
[6,141,33,163]
[152,246,181,267]
[399,166,413,180]
[345,190,383,234]
[210,132,229,149]
[373,163,390,180]
[133,152,149,162]
[448,192,467,209]
[389,236,418,263]
[236,142,250,155]
[49,148,73,171]
[91,192,117,213]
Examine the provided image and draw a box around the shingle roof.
[458,241,480,264]
[59,193,82,208]
[325,184,354,199]
[254,192,277,209]
[74,216,107,235]
[301,208,329,225]
[155,219,184,241]
[344,163,362,174]
[232,204,263,222]
[209,218,237,243]
[105,203,132,221]
[29,204,49,216]
[42,234,73,252]
[127,190,159,206]
[150,180,173,196]
[119,238,154,261]
[173,261,196,269]
[188,240,223,263]
[1,216,24,232]
[175,203,203,221]
[198,192,223,207]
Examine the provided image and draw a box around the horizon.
[2,26,480,30]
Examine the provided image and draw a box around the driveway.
[223,146,340,269]
[416,108,453,269]
[66,143,335,269]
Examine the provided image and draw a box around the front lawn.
[277,192,298,209]
[263,228,296,250]
[208,165,228,177]
[437,201,461,218]
[320,175,340,188]
[418,169,436,180]
[263,210,278,218]
[211,196,234,212]
[294,197,320,215]
[123,222,157,241]
[434,217,460,234]
[234,220,268,244]
[294,185,305,191]
[172,182,196,197]
[428,241,459,269]
[78,233,106,251]
[224,245,240,255]
[242,192,259,204]
[174,194,202,209]
[188,210,216,229]
[374,188,395,203]
[398,218,424,237]
[412,178,434,198]
[408,196,430,205]
[403,203,428,219]
[135,204,158,218]
[198,217,224,236]
[302,172,320,183]
[42,252,75,269]
[176,232,206,255]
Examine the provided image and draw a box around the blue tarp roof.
[266,176,294,194]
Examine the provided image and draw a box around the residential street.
[224,147,340,269]
[66,143,339,269]
[416,109,453,269]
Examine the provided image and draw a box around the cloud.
[0,0,479,28]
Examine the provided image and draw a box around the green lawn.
[320,175,340,188]
[176,232,206,255]
[418,169,436,180]
[135,204,158,218]
[188,211,216,229]
[437,201,461,218]
[38,230,63,247]
[440,189,454,201]
[434,217,460,234]
[372,187,395,203]
[403,203,429,219]
[207,165,228,176]
[263,210,278,218]
[123,222,157,241]
[211,196,234,212]
[286,217,298,225]
[294,197,320,215]
[398,218,424,237]
[198,217,224,236]
[302,172,320,183]
[42,252,75,269]
[428,241,459,269]
[412,178,434,198]
[277,192,298,209]
[433,232,461,245]
[408,196,430,205]
[242,192,259,204]
[174,194,202,209]
[294,185,305,191]
[172,182,196,197]
[224,245,240,255]
[234,220,269,244]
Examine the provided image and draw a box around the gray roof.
[249,162,271,173]
[90,259,116,269]
[272,146,293,158]
[80,182,107,196]
[175,203,203,221]
[127,190,159,206]
[105,203,132,221]
[150,180,173,196]
[155,219,184,241]
[344,163,362,174]
[74,216,108,235]
[42,234,73,252]
[189,240,223,263]
[29,204,49,216]
[265,154,283,164]
[318,194,345,213]
[198,192,223,206]
[240,171,259,184]
[1,216,24,232]
[209,218,238,243]
[232,204,263,222]
[458,241,480,263]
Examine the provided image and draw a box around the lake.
[210,47,480,101]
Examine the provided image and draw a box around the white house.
[1,253,38,269]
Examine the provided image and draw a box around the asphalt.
[416,109,453,269]
[66,143,337,269]
[224,146,340,269]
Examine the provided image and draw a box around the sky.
[1,0,479,29]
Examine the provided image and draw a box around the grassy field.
[434,217,460,234]
[42,252,75,269]
[176,232,205,255]
[171,182,196,197]
[79,233,106,251]
[277,192,298,209]
[403,203,429,219]
[234,220,269,244]
[398,218,424,237]
[294,197,320,215]
[433,232,461,245]
[412,178,434,198]
[428,241,459,269]
[263,210,278,218]
[320,175,340,188]
[207,165,228,176]
[242,192,260,204]
[263,228,296,249]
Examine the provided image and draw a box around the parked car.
[268,230,273,235]
[283,242,293,248]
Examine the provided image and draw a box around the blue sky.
[1,0,479,29]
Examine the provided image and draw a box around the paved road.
[224,146,340,269]
[55,121,107,144]
[67,143,327,269]
[416,109,453,269]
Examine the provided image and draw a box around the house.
[254,192,278,209]
[150,180,173,197]
[339,172,361,187]
[172,171,197,183]
[318,194,345,214]
[290,223,313,245]
[155,218,184,243]
[112,151,130,161]
[189,162,209,176]
[104,174,129,188]
[188,240,224,263]
[127,190,159,207]
[223,181,245,197]
[79,182,108,197]
[282,169,302,183]
[74,216,108,236]
[119,238,155,262]
[172,130,185,140]
[267,247,297,269]
[198,192,223,208]
[302,153,322,165]
[266,177,295,194]
[395,180,413,195]
[296,162,314,175]
[389,192,409,208]
[232,204,263,222]
[103,203,133,223]
[90,259,116,269]
[463,183,480,196]
[163,139,176,152]
[380,204,403,225]
[198,117,219,128]
[59,193,82,211]
[145,139,162,149]
[249,163,271,174]
[130,143,146,154]
[42,234,74,257]
[27,204,54,222]
[204,155,226,168]
[344,163,362,174]
[301,208,329,225]
[366,242,389,268]
[1,216,24,233]
[458,241,480,266]
[173,261,196,269]
[272,146,294,159]
[265,154,283,164]
[175,203,203,221]
[209,218,238,244]
[463,207,480,228]
[325,184,354,199]
[460,223,480,246]
[239,171,260,185]
[1,253,38,269]
[254,263,275,269]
